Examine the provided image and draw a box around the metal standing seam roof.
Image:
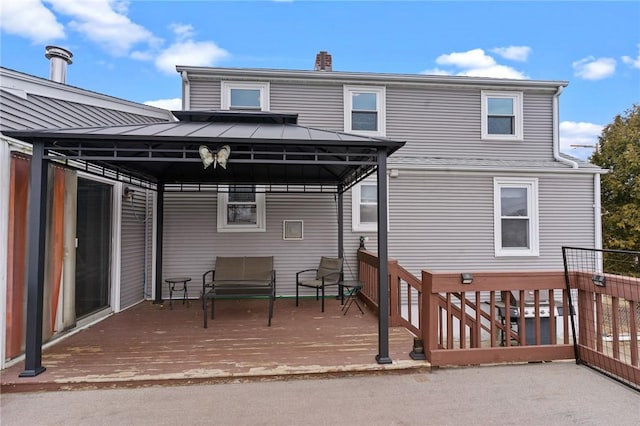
[4,111,406,190]
[0,88,172,131]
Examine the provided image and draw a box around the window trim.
[493,177,539,257]
[481,91,523,141]
[221,81,270,111]
[217,185,266,233]
[344,85,386,136]
[351,177,389,232]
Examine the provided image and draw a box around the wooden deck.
[1,298,428,392]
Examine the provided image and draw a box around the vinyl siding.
[386,88,554,161]
[188,77,220,110]
[271,83,343,130]
[181,72,596,285]
[189,77,556,162]
[120,189,150,309]
[354,171,595,278]
[159,171,595,295]
[162,191,344,297]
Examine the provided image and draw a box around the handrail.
[358,250,575,367]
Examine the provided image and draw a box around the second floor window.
[344,86,386,136]
[221,82,270,111]
[481,91,523,141]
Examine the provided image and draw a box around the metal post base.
[410,351,427,360]
[19,366,46,377]
[375,355,392,364]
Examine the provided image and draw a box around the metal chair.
[295,257,343,312]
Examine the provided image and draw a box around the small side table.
[340,280,364,315]
[164,277,191,309]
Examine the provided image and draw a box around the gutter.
[181,71,190,110]
[176,66,569,91]
[552,85,579,168]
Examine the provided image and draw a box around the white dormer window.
[221,82,270,111]
[481,91,523,141]
[344,86,386,136]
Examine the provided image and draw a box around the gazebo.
[5,110,405,377]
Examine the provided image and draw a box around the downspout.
[181,71,190,110]
[594,173,603,250]
[553,85,578,168]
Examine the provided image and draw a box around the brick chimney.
[314,51,332,71]
[45,45,73,84]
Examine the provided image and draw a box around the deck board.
[1,298,428,392]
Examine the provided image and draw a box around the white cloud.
[559,121,603,153]
[145,23,228,74]
[154,40,229,74]
[572,56,616,80]
[0,0,65,43]
[144,98,182,110]
[46,0,161,56]
[170,23,195,42]
[436,48,496,68]
[622,44,640,69]
[424,48,528,79]
[491,46,531,62]
[458,65,527,79]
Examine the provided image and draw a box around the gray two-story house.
[2,51,603,374]
[162,52,602,299]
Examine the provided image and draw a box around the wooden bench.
[202,256,276,327]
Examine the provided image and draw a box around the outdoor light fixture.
[199,144,231,169]
[123,186,134,202]
[591,274,606,287]
[461,273,473,285]
[359,236,369,250]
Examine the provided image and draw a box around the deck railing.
[357,250,575,367]
[563,247,640,390]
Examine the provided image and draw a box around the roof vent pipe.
[45,45,73,84]
[314,51,332,71]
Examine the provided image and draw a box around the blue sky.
[1,1,639,159]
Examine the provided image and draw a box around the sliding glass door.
[75,178,112,319]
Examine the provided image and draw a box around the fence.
[563,247,640,390]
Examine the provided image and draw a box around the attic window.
[221,81,270,111]
[344,85,386,136]
[481,91,523,141]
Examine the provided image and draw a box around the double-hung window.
[352,178,390,232]
[217,185,266,232]
[221,81,270,111]
[352,181,378,232]
[481,91,523,141]
[344,86,386,136]
[493,177,539,256]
